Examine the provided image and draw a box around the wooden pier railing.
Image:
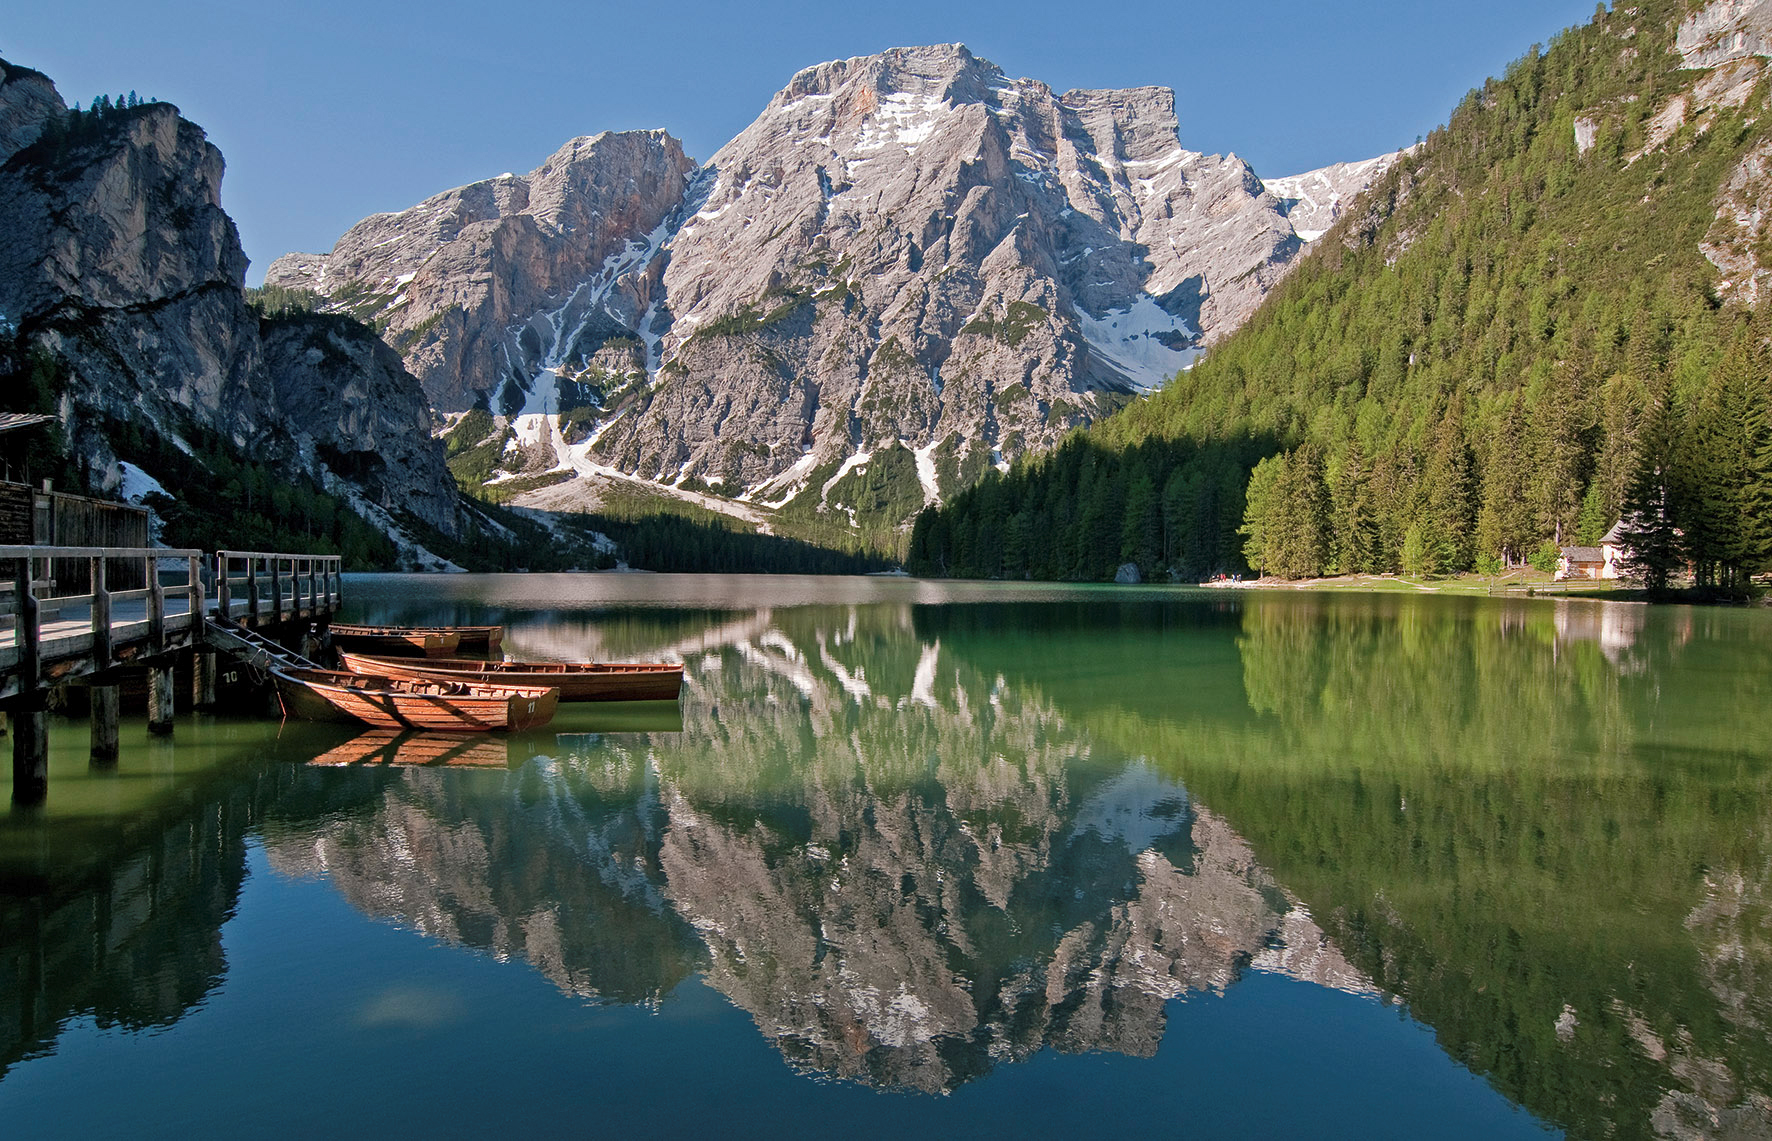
[214,550,343,625]
[3,545,344,806]
[0,546,206,681]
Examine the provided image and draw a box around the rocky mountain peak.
[0,59,65,164]
[768,43,990,110]
[1263,150,1414,241]
[268,128,695,413]
[272,45,1404,539]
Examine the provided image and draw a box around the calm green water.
[3,575,1769,1139]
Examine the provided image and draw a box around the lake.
[2,574,1768,1139]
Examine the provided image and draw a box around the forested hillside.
[910,1,1772,590]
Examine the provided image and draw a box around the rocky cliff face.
[271,44,1401,531]
[0,61,459,549]
[1677,0,1772,69]
[0,61,66,164]
[265,130,696,414]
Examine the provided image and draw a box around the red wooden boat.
[336,651,683,702]
[329,623,461,658]
[272,667,558,731]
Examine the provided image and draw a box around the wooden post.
[216,554,230,622]
[90,556,111,666]
[270,558,283,623]
[90,685,119,766]
[246,558,259,625]
[188,553,205,631]
[188,552,215,709]
[89,556,118,768]
[148,557,165,652]
[306,558,318,614]
[148,663,175,736]
[195,649,217,708]
[12,557,47,806]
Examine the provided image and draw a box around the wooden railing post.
[246,558,260,624]
[270,558,283,623]
[12,556,46,805]
[188,554,205,625]
[148,556,165,652]
[90,555,111,667]
[216,553,231,621]
[191,553,214,709]
[89,555,118,767]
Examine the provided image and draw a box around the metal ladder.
[202,617,324,672]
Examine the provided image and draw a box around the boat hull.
[329,624,462,658]
[337,652,683,702]
[273,668,557,732]
[438,626,503,654]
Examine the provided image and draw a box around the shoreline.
[1200,573,1759,605]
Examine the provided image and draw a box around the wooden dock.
[2,545,344,806]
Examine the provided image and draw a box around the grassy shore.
[1203,568,1642,599]
[1203,571,1764,604]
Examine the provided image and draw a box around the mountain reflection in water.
[3,581,1770,1139]
[263,602,1373,1094]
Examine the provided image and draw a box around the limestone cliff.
[0,60,459,550]
[265,130,696,414]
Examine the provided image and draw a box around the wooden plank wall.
[0,482,32,544]
[5,486,154,592]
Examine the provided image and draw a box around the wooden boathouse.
[1,544,344,806]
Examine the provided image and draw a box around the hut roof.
[0,413,51,435]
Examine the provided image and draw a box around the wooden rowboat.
[329,623,461,658]
[272,667,558,731]
[337,651,684,702]
[435,625,504,654]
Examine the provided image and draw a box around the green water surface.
[3,574,1768,1139]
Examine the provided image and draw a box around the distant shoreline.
[1200,573,1759,605]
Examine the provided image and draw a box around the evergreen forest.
[910,1,1772,594]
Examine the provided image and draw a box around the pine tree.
[1618,380,1684,594]
[1331,440,1377,574]
[1421,400,1477,573]
[1120,466,1160,574]
[1476,393,1535,564]
[1240,454,1285,576]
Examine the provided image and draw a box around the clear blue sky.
[7,0,1601,284]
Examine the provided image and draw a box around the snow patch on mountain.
[1078,297,1201,392]
[1264,150,1409,243]
[117,461,166,503]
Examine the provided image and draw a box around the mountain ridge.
[270,43,1404,546]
